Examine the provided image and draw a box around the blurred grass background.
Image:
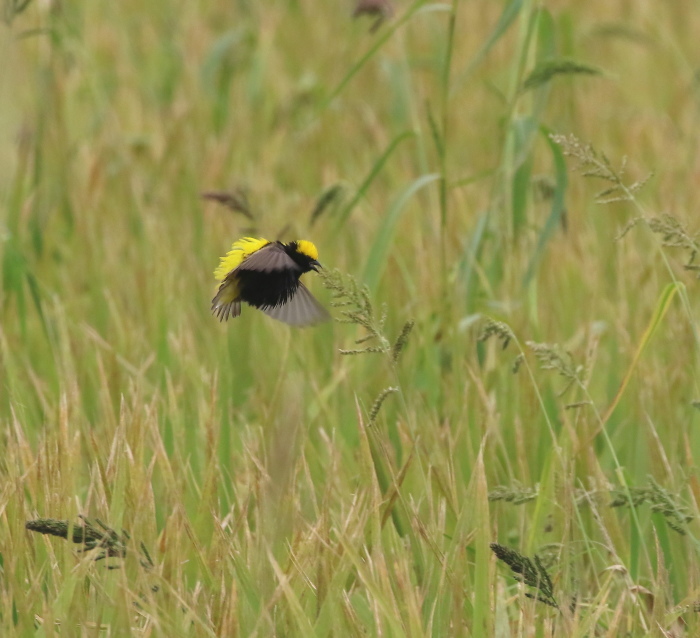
[2,0,700,635]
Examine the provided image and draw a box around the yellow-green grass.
[1,0,700,635]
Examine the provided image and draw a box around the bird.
[211,237,330,326]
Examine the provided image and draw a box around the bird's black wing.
[235,242,301,274]
[261,282,330,326]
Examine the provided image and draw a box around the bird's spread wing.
[236,242,301,274]
[261,282,330,326]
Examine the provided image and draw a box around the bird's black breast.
[236,268,301,309]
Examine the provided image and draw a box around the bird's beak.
[310,260,322,272]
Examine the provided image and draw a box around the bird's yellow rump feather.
[214,237,270,281]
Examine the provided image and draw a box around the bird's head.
[291,240,322,272]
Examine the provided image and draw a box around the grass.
[2,0,700,635]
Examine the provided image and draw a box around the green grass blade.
[335,130,416,230]
[522,125,568,287]
[321,1,450,110]
[601,282,682,427]
[471,448,492,636]
[453,0,525,90]
[362,173,440,292]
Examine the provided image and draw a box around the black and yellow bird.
[211,237,330,326]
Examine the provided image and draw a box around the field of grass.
[2,0,700,635]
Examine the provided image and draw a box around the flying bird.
[211,237,330,326]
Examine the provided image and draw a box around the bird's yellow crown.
[214,237,270,281]
[295,240,318,261]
